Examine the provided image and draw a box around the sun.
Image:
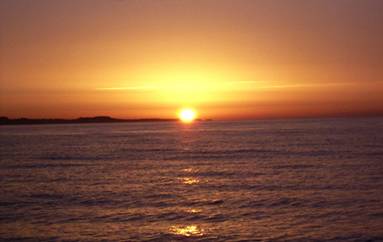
[178,108,197,123]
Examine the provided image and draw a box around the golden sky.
[1,0,383,119]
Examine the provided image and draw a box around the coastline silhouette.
[0,116,177,126]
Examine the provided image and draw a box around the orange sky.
[1,0,383,119]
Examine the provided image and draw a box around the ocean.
[1,118,383,241]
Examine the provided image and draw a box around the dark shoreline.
[0,116,180,126]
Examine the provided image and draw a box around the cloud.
[95,85,157,91]
[95,81,352,92]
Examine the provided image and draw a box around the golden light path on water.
[186,208,202,214]
[168,167,204,237]
[169,225,205,237]
[180,177,200,185]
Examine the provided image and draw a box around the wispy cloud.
[227,80,352,90]
[95,85,157,91]
[256,82,350,89]
[95,81,352,92]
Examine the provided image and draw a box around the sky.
[1,0,383,119]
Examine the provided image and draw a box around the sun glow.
[178,108,197,123]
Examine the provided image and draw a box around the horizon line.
[1,112,382,122]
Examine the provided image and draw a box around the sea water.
[1,118,383,241]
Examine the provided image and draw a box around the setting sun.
[1,1,383,241]
[178,108,197,123]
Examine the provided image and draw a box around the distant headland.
[0,116,194,126]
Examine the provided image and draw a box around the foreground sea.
[0,118,382,241]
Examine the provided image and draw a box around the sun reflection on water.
[186,208,202,213]
[182,168,194,172]
[169,225,204,237]
[181,177,200,185]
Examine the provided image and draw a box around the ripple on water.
[1,119,383,240]
[180,177,200,185]
[169,225,204,237]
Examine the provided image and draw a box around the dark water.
[1,118,383,241]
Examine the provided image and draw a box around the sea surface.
[1,118,383,241]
